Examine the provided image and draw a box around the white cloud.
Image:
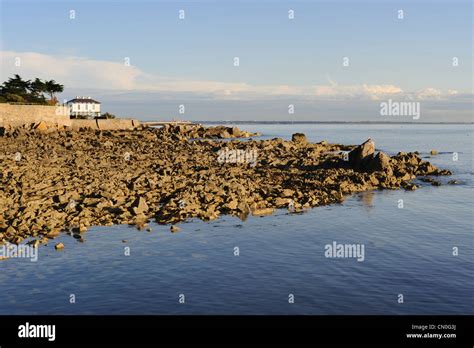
[0,50,462,101]
[1,51,143,90]
[415,87,443,100]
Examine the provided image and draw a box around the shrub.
[5,93,25,102]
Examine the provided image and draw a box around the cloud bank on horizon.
[0,50,464,102]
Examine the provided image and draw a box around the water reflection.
[357,191,375,212]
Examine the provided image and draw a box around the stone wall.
[70,119,98,131]
[0,104,71,128]
[0,104,142,131]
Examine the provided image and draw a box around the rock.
[0,126,451,248]
[131,196,149,215]
[430,150,438,155]
[420,177,435,183]
[170,225,180,233]
[35,121,49,133]
[218,130,231,138]
[54,242,65,250]
[368,151,392,175]
[402,182,417,191]
[230,127,241,137]
[437,169,452,176]
[282,189,295,197]
[13,236,23,244]
[291,133,308,144]
[349,138,375,166]
[27,239,40,248]
[251,207,274,216]
[275,197,291,207]
[165,125,257,139]
[225,200,239,210]
[46,230,61,238]
[418,162,437,175]
[72,225,88,234]
[448,180,460,185]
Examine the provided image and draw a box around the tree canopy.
[0,75,64,104]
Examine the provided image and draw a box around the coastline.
[200,121,474,125]
[0,124,453,250]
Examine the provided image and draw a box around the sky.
[0,0,472,121]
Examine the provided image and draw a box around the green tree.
[44,80,64,101]
[1,74,30,96]
[0,75,64,104]
[29,78,46,97]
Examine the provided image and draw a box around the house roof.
[67,97,101,104]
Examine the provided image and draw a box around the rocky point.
[0,124,451,247]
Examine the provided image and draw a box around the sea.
[1,123,472,314]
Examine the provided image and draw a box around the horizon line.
[195,120,474,125]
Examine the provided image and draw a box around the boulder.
[225,200,238,210]
[54,242,65,250]
[35,121,49,133]
[368,151,393,175]
[402,182,417,191]
[292,133,308,144]
[251,207,274,216]
[349,138,375,167]
[275,197,291,207]
[131,196,149,215]
[230,127,242,137]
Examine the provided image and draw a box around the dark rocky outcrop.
[291,133,308,144]
[161,124,259,139]
[367,151,393,176]
[349,138,375,167]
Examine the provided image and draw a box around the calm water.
[1,124,472,314]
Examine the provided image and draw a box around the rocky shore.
[0,124,451,247]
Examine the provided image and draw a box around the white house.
[67,96,101,118]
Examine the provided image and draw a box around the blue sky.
[0,0,472,121]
